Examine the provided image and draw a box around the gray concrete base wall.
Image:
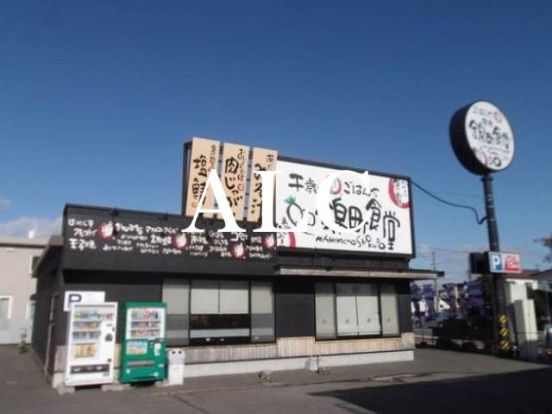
[185,350,414,378]
[49,333,414,387]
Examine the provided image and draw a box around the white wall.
[0,243,44,344]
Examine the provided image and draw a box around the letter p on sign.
[490,253,503,272]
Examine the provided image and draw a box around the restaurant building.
[32,138,437,387]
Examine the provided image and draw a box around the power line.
[417,246,474,254]
[411,179,486,225]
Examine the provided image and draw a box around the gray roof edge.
[31,235,64,277]
[0,236,49,248]
[276,266,439,280]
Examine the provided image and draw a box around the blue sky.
[1,1,551,280]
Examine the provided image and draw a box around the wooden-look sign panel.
[185,137,220,218]
[247,148,278,222]
[221,143,250,221]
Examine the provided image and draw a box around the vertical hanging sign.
[185,137,220,218]
[221,143,250,221]
[247,148,278,222]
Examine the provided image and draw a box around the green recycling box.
[120,302,166,383]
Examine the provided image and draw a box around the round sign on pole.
[450,100,515,175]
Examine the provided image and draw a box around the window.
[381,284,400,336]
[315,283,336,339]
[163,280,190,346]
[163,279,275,346]
[315,282,400,339]
[336,283,380,336]
[251,281,275,342]
[190,280,250,345]
[0,296,12,320]
[26,300,36,320]
[219,281,249,314]
[29,255,40,274]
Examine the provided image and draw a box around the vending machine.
[65,302,118,387]
[120,302,166,383]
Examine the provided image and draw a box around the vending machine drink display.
[120,302,167,383]
[65,302,118,387]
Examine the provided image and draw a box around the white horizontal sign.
[488,252,522,274]
[63,291,106,312]
[275,160,413,255]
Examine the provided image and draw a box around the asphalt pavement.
[1,345,550,414]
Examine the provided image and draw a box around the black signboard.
[63,205,276,275]
[450,100,515,176]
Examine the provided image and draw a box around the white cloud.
[0,216,62,239]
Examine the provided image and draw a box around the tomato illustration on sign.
[263,234,276,250]
[231,242,246,259]
[172,233,189,249]
[330,178,342,195]
[98,222,115,239]
[388,178,410,209]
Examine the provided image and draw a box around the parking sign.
[488,252,522,274]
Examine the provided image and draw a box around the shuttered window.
[315,282,399,339]
[315,283,336,339]
[251,281,275,342]
[381,284,400,335]
[219,281,249,314]
[189,280,253,345]
[163,280,190,346]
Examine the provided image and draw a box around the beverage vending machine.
[65,302,118,387]
[120,302,166,383]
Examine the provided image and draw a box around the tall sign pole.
[450,100,515,355]
[481,173,510,353]
[482,174,499,251]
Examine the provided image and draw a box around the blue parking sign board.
[489,252,503,272]
[488,251,522,274]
